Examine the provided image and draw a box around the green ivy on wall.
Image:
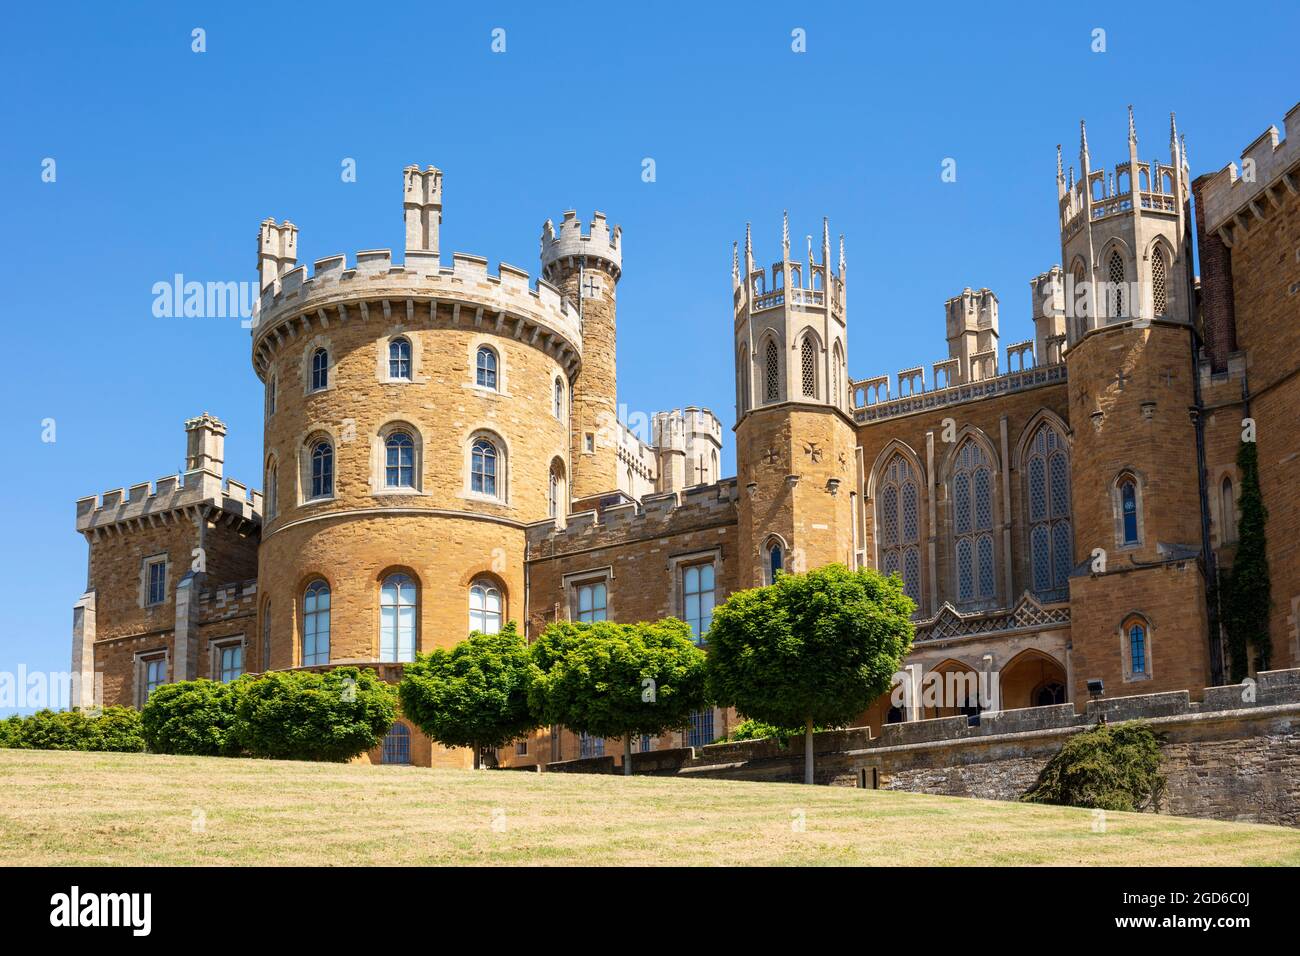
[1219,439,1272,682]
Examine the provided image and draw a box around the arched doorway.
[999,650,1068,710]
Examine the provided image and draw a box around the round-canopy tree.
[399,623,536,768]
[234,666,396,762]
[706,563,915,784]
[528,618,709,774]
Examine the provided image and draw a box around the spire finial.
[822,216,830,251]
[1068,165,1075,189]
[1056,144,1063,180]
[1180,133,1189,173]
[1169,111,1178,145]
[782,210,789,256]
[732,240,739,280]
[838,234,845,275]
[1128,104,1137,145]
[1080,119,1090,165]
[745,221,752,257]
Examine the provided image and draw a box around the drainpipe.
[1189,325,1224,686]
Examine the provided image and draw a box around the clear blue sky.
[1,2,1295,709]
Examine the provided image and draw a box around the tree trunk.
[623,736,633,776]
[472,742,481,770]
[804,717,815,785]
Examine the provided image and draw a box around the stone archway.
[999,649,1068,710]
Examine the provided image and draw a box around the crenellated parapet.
[540,211,622,282]
[249,248,583,380]
[526,479,738,559]
[1198,102,1300,244]
[76,469,261,537]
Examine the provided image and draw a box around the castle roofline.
[76,469,262,536]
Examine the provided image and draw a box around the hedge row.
[0,707,144,752]
[0,666,397,763]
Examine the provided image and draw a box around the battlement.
[652,406,723,449]
[944,287,998,335]
[76,469,262,535]
[539,210,622,279]
[1059,109,1189,244]
[734,214,846,322]
[250,248,583,378]
[1198,102,1300,237]
[526,478,738,557]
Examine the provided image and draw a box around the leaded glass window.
[764,339,779,402]
[1151,250,1167,317]
[952,439,995,604]
[1108,251,1126,318]
[1026,423,1072,600]
[800,336,816,398]
[876,454,922,606]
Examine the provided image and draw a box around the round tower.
[1059,109,1213,700]
[249,166,577,720]
[541,211,621,501]
[733,214,856,588]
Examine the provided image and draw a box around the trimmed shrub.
[400,623,536,764]
[1021,721,1166,811]
[141,678,247,756]
[529,618,709,771]
[0,707,145,753]
[234,666,396,762]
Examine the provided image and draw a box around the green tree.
[234,666,395,762]
[141,678,247,756]
[1021,721,1165,811]
[706,564,914,784]
[1220,439,1272,682]
[399,623,536,768]
[529,618,709,774]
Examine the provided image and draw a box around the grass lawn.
[2,749,1298,866]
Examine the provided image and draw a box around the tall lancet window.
[800,336,817,398]
[952,439,996,605]
[763,339,779,402]
[1026,423,1072,602]
[877,454,922,607]
[1151,249,1168,317]
[1108,251,1126,319]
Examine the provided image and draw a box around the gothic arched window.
[766,539,784,584]
[876,453,922,606]
[952,439,996,605]
[379,573,417,662]
[763,339,779,402]
[1118,475,1140,545]
[1025,423,1072,601]
[1123,614,1150,677]
[800,335,817,399]
[1108,250,1126,319]
[1151,249,1168,317]
[738,345,750,414]
[553,377,564,419]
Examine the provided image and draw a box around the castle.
[71,103,1300,769]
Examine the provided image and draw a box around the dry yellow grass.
[1,749,1297,866]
